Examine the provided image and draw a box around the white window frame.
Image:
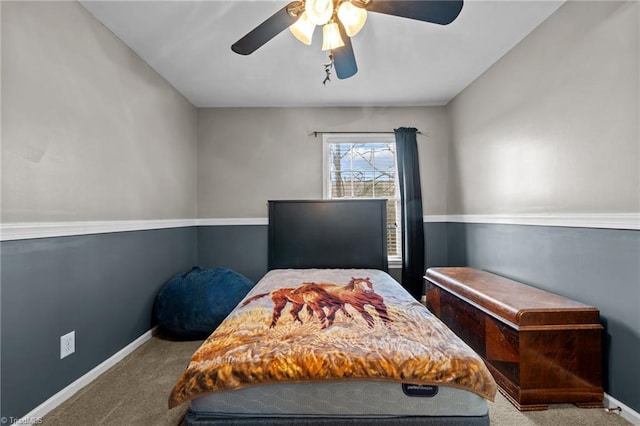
[322,133,402,267]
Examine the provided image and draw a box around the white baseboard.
[18,328,156,423]
[604,393,640,425]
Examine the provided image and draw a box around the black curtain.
[394,127,425,300]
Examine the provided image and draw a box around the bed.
[170,200,497,425]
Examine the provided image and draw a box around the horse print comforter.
[168,269,497,408]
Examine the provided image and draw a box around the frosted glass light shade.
[321,21,345,51]
[290,12,315,45]
[305,0,334,26]
[337,1,367,37]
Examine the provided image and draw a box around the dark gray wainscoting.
[0,227,197,420]
[197,225,269,283]
[197,225,405,286]
[424,222,449,268]
[446,222,640,413]
[423,221,450,295]
[7,222,635,418]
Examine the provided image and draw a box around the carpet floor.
[41,336,630,425]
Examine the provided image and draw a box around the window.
[323,134,401,263]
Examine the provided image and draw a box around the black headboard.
[268,199,388,271]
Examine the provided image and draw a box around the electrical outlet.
[60,331,75,359]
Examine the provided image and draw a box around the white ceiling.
[80,0,564,108]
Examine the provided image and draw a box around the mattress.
[170,269,496,424]
[189,380,488,418]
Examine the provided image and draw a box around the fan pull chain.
[322,52,334,85]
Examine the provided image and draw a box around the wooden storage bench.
[424,267,603,411]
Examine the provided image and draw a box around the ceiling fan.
[231,0,464,82]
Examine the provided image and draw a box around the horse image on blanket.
[241,284,345,328]
[241,277,391,328]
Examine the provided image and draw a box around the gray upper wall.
[3,1,637,224]
[197,107,450,218]
[447,1,639,216]
[1,1,198,223]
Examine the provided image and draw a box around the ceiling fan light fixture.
[321,20,345,51]
[290,12,316,45]
[305,0,334,26]
[337,1,367,37]
[230,0,465,82]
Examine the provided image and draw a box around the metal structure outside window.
[322,133,401,263]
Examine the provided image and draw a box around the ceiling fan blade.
[333,21,357,79]
[365,0,463,25]
[231,1,303,55]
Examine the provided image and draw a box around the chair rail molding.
[423,213,640,230]
[2,214,637,242]
[0,219,197,241]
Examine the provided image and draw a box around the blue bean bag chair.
[154,266,255,340]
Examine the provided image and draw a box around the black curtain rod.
[309,130,425,137]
